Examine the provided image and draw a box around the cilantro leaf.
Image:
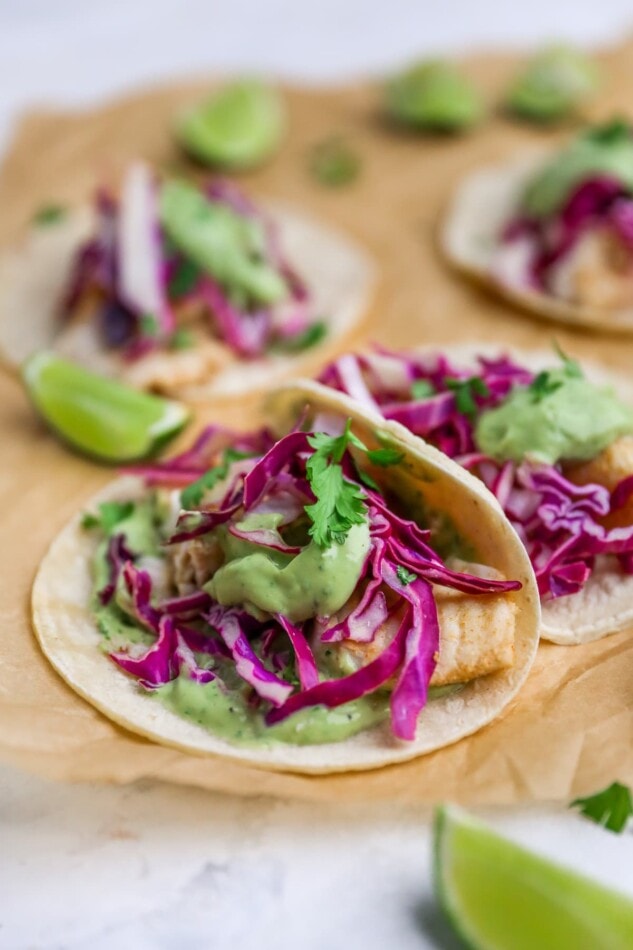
[310,137,361,187]
[168,258,202,298]
[81,501,135,534]
[33,204,66,226]
[445,376,491,417]
[367,447,405,467]
[307,419,367,464]
[411,379,436,400]
[305,420,368,547]
[169,328,194,351]
[571,781,633,834]
[181,448,253,509]
[356,466,381,491]
[529,370,564,403]
[140,313,160,338]
[528,344,584,403]
[553,341,583,379]
[396,565,417,586]
[272,320,328,354]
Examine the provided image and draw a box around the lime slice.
[177,80,285,170]
[23,352,190,463]
[433,805,633,950]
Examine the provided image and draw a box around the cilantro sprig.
[181,448,254,509]
[445,375,490,417]
[305,421,368,548]
[396,565,417,586]
[571,781,633,834]
[411,379,436,400]
[528,343,583,403]
[305,421,407,547]
[81,501,135,533]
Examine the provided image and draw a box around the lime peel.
[433,804,633,950]
[22,351,190,463]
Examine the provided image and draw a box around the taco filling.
[495,121,633,311]
[50,164,325,389]
[83,414,521,746]
[320,348,633,604]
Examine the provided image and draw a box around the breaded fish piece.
[548,228,633,311]
[564,434,633,529]
[330,561,517,687]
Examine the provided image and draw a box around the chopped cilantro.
[140,313,160,337]
[411,379,436,400]
[571,781,633,834]
[273,320,328,354]
[528,343,583,403]
[445,376,490,417]
[32,204,66,226]
[355,464,381,492]
[309,137,361,187]
[169,328,195,351]
[305,420,368,547]
[81,501,135,534]
[168,258,202,298]
[181,448,253,509]
[367,447,405,467]
[396,565,417,585]
[553,341,583,379]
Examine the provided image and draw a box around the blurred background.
[2,0,633,152]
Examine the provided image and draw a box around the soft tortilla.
[440,151,633,335]
[361,342,633,646]
[0,201,375,398]
[31,381,539,774]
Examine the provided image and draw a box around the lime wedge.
[23,352,190,463]
[433,805,633,950]
[177,80,285,170]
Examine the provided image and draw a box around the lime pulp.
[177,80,285,170]
[22,351,190,463]
[433,805,633,950]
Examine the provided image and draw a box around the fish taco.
[319,344,633,645]
[0,164,374,398]
[32,382,538,773]
[441,120,633,333]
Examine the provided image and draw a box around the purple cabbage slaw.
[103,420,520,741]
[319,349,633,599]
[500,175,633,291]
[62,166,317,360]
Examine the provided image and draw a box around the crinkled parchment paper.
[1,39,632,803]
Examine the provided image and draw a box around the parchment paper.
[2,39,633,803]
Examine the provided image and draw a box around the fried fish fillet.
[564,434,633,529]
[329,561,517,687]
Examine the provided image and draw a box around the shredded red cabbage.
[320,349,633,600]
[500,176,633,290]
[98,419,520,742]
[62,169,320,360]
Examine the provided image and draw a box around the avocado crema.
[207,513,371,622]
[522,121,633,218]
[91,497,391,745]
[475,368,633,465]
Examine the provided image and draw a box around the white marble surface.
[3,3,633,948]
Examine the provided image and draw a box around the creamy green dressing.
[207,513,371,622]
[522,124,633,218]
[91,500,395,746]
[475,369,633,464]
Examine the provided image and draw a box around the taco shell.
[440,152,633,334]
[31,380,539,774]
[0,202,375,399]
